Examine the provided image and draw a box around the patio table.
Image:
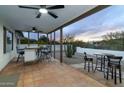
[94,53,104,72]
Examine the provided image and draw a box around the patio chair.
[83,52,94,72]
[106,55,122,84]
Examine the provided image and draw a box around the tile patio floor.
[0,58,105,87]
[55,52,124,87]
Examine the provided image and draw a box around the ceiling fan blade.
[18,6,39,10]
[40,5,46,8]
[37,30,44,33]
[48,11,58,19]
[47,5,64,9]
[36,13,41,18]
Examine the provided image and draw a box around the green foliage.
[37,41,48,44]
[74,31,124,51]
[64,44,73,58]
[39,35,49,43]
[30,39,37,44]
[51,40,60,44]
[102,31,124,50]
[20,35,50,44]
[20,37,29,44]
[72,44,76,55]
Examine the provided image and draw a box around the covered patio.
[0,5,123,87]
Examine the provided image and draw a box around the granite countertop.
[24,47,40,50]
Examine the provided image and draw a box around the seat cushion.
[85,58,93,61]
[19,51,24,55]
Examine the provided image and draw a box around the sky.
[23,5,124,42]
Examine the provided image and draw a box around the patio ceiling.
[0,5,98,33]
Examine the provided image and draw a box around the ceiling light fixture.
[32,30,35,32]
[39,8,48,14]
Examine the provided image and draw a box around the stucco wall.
[0,20,16,71]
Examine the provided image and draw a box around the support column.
[60,28,63,63]
[54,31,56,58]
[47,34,48,39]
[47,34,49,44]
[28,31,30,46]
[50,33,52,56]
[37,32,39,46]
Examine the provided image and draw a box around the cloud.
[55,6,124,42]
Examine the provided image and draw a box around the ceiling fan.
[23,27,43,33]
[32,27,37,32]
[31,27,45,33]
[18,5,64,19]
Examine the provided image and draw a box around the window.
[38,33,49,44]
[3,26,13,53]
[29,32,38,44]
[20,32,29,44]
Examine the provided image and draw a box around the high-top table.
[94,53,115,78]
[94,53,115,70]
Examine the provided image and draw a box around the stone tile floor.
[71,63,124,87]
[55,52,124,87]
[0,58,105,87]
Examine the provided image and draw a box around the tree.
[64,34,75,44]
[38,35,49,42]
[102,31,124,50]
[103,31,123,41]
[30,39,37,44]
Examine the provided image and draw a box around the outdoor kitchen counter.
[24,47,39,62]
[25,47,39,50]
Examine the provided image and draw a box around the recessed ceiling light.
[39,8,48,14]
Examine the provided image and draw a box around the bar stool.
[41,46,52,62]
[36,48,42,62]
[106,55,122,84]
[16,47,25,63]
[83,52,94,72]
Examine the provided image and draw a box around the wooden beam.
[48,5,110,34]
[60,28,63,63]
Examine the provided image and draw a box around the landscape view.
[20,5,124,51]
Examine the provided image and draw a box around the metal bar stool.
[106,55,122,84]
[41,46,52,62]
[16,47,25,63]
[83,52,94,72]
